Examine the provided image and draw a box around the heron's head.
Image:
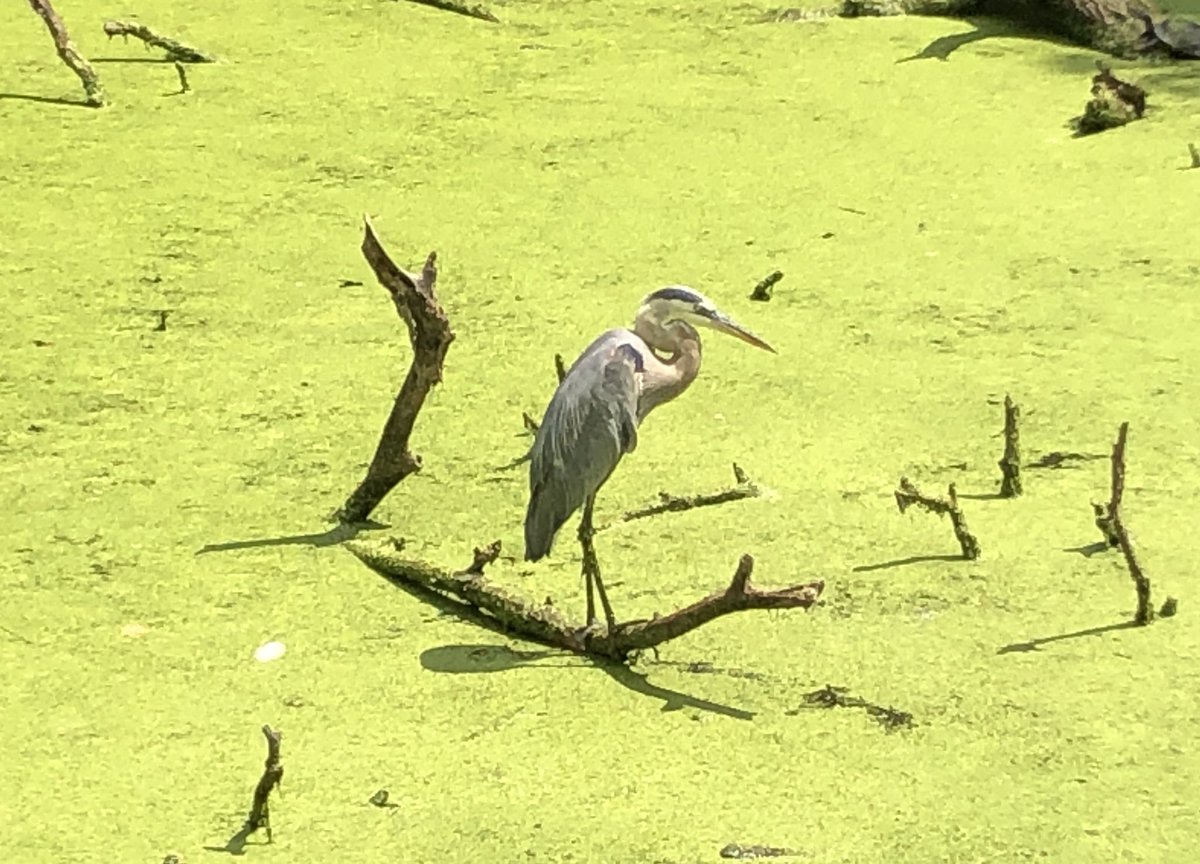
[637,285,776,353]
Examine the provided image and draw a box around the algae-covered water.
[3,0,1199,861]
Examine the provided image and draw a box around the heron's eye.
[695,302,716,318]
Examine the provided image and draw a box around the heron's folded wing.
[529,344,641,514]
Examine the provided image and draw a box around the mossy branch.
[102,20,216,63]
[28,0,105,107]
[895,477,981,559]
[610,463,760,526]
[998,394,1022,497]
[347,539,824,663]
[334,217,455,524]
[1092,422,1155,625]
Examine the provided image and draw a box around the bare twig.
[245,725,283,842]
[102,20,216,62]
[1092,422,1154,624]
[28,0,105,106]
[1188,142,1200,169]
[402,0,499,24]
[347,539,823,663]
[895,477,981,559]
[554,353,567,384]
[521,412,539,434]
[749,270,783,302]
[613,463,760,525]
[334,217,455,524]
[173,61,190,93]
[998,394,1022,497]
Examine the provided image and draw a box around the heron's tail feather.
[524,486,571,562]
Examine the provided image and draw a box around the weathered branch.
[346,539,824,662]
[998,394,1022,497]
[761,0,1193,58]
[402,0,499,24]
[334,217,455,524]
[611,463,760,526]
[895,477,981,559]
[749,270,783,302]
[1092,422,1154,624]
[245,725,283,842]
[28,0,105,106]
[102,20,216,62]
[554,353,567,384]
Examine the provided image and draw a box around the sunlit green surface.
[2,1,1199,861]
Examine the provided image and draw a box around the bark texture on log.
[767,0,1196,58]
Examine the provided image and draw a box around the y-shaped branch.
[334,217,455,524]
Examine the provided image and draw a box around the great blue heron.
[523,285,776,637]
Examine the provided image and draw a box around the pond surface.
[2,1,1198,861]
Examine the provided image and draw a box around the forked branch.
[1092,422,1155,624]
[334,217,455,524]
[102,20,216,62]
[895,477,981,559]
[346,538,823,662]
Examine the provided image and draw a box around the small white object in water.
[254,640,286,663]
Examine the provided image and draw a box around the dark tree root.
[895,477,981,560]
[608,463,760,527]
[401,0,500,24]
[998,394,1022,497]
[1091,422,1163,625]
[28,0,105,106]
[333,217,454,525]
[102,20,216,62]
[347,539,824,663]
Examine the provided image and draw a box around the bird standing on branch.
[523,286,776,637]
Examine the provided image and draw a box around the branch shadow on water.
[203,824,256,856]
[997,620,1142,655]
[195,520,388,554]
[0,92,94,107]
[853,553,963,573]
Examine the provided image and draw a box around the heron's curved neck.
[632,311,701,418]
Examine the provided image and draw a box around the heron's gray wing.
[524,335,642,561]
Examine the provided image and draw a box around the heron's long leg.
[578,494,617,636]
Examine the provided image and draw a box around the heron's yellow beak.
[708,311,776,354]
